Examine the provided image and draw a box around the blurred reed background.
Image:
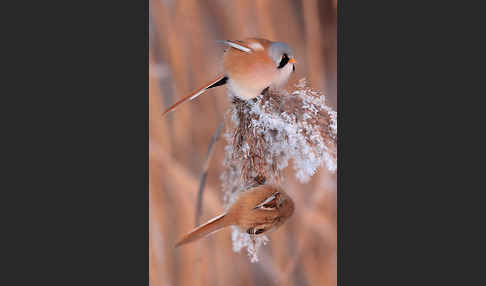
[149,0,337,285]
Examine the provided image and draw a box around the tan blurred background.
[149,0,337,285]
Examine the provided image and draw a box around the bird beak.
[289,58,297,64]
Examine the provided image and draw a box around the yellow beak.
[289,58,297,64]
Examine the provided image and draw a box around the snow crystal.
[231,226,269,263]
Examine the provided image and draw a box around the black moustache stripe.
[278,53,289,69]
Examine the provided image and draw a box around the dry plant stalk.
[221,78,337,262]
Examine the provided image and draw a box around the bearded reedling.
[175,185,294,247]
[163,38,297,116]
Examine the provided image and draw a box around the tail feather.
[162,75,228,117]
[175,213,229,247]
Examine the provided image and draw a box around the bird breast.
[223,48,277,100]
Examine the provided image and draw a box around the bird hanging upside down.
[175,185,295,247]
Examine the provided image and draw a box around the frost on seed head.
[220,78,337,262]
[231,226,269,263]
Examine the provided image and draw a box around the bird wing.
[217,40,253,53]
[253,192,280,211]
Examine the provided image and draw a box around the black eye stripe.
[278,53,289,69]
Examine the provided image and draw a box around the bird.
[162,38,297,116]
[175,185,295,247]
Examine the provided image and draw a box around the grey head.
[267,42,295,69]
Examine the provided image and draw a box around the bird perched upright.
[162,37,297,116]
[175,185,295,247]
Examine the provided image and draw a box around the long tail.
[162,75,228,117]
[175,213,229,247]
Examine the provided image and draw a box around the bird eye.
[278,53,290,69]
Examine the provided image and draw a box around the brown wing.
[253,192,280,211]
